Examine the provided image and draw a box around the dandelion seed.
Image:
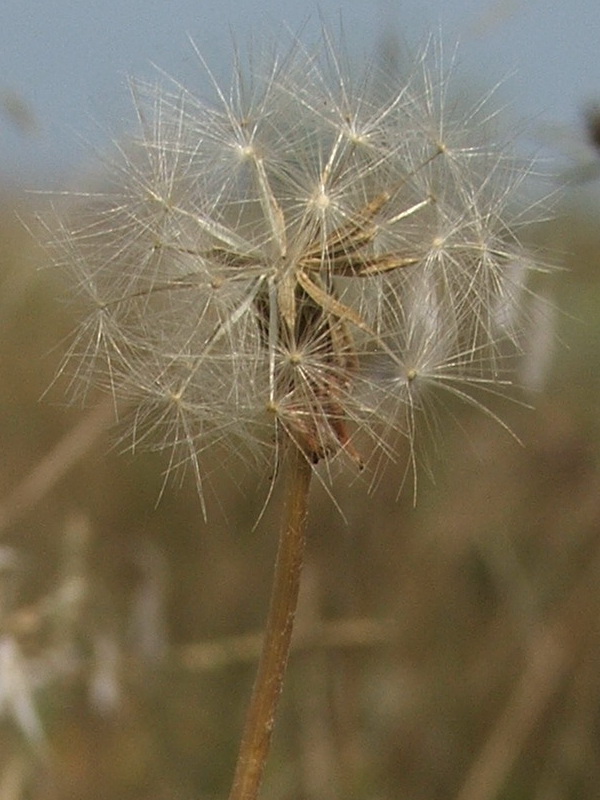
[53,34,545,495]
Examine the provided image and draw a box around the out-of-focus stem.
[0,397,115,536]
[228,443,313,800]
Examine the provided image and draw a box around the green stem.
[227,444,313,800]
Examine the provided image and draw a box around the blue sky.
[2,0,600,185]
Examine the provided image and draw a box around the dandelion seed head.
[47,28,552,503]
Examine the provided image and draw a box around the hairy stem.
[228,443,313,800]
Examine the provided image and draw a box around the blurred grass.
[1,187,600,800]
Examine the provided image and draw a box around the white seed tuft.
[46,31,551,501]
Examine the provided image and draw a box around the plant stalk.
[227,443,313,800]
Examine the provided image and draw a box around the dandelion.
[48,29,548,800]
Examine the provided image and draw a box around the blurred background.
[3,1,600,799]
